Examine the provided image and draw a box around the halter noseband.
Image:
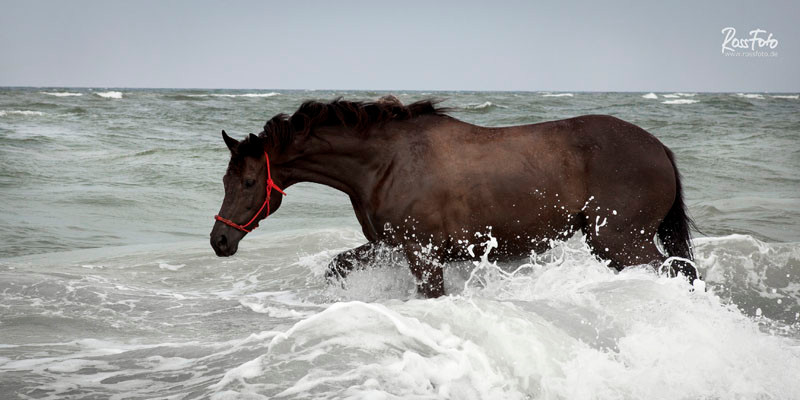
[214,151,286,233]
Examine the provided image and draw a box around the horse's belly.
[441,210,581,262]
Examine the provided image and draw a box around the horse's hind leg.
[582,214,699,283]
[582,218,666,271]
[325,242,381,281]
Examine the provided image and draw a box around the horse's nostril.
[217,234,228,249]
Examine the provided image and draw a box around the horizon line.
[1,86,797,94]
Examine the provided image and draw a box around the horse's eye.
[244,179,256,188]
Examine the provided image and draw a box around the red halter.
[214,151,286,233]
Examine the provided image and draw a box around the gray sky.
[1,0,798,91]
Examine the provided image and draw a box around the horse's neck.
[284,128,388,203]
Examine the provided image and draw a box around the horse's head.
[210,130,285,256]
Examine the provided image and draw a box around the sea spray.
[208,233,800,399]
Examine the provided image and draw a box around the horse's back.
[374,113,681,264]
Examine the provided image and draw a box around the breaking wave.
[95,91,123,99]
[0,110,45,117]
[185,92,281,98]
[205,233,800,399]
[736,93,765,100]
[40,92,83,97]
[459,101,508,111]
[661,99,699,105]
[541,93,574,97]
[661,93,696,99]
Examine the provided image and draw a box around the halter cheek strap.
[214,151,286,233]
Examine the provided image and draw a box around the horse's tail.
[657,146,698,282]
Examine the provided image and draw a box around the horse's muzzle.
[211,233,238,257]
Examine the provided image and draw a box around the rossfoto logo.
[721,27,779,57]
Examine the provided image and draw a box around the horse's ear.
[249,133,260,144]
[222,130,238,152]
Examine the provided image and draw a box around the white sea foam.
[771,95,799,99]
[95,91,123,99]
[45,359,112,373]
[541,93,574,97]
[662,93,696,98]
[157,262,185,271]
[0,110,45,117]
[470,101,494,109]
[2,232,798,399]
[209,235,800,399]
[463,101,507,110]
[642,92,658,99]
[662,99,699,104]
[214,92,280,98]
[736,93,765,99]
[41,92,83,97]
[187,92,281,98]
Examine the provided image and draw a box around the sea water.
[1,88,799,399]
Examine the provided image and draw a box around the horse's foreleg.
[403,243,445,298]
[325,242,380,281]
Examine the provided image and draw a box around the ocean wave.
[661,99,699,105]
[661,93,696,99]
[63,106,88,115]
[642,92,658,99]
[183,92,281,98]
[161,94,209,101]
[2,230,799,398]
[212,234,800,399]
[0,110,45,117]
[95,91,123,99]
[460,101,508,110]
[541,92,574,97]
[702,96,755,109]
[736,93,765,99]
[771,95,799,99]
[41,92,83,97]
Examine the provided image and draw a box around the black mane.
[257,98,447,151]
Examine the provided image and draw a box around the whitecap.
[736,93,765,99]
[468,101,493,109]
[41,92,83,97]
[95,91,123,99]
[541,93,574,97]
[187,92,281,98]
[0,110,45,117]
[463,101,507,110]
[661,99,699,105]
[642,92,658,99]
[229,92,279,97]
[771,95,798,99]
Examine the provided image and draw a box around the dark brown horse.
[210,98,696,298]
